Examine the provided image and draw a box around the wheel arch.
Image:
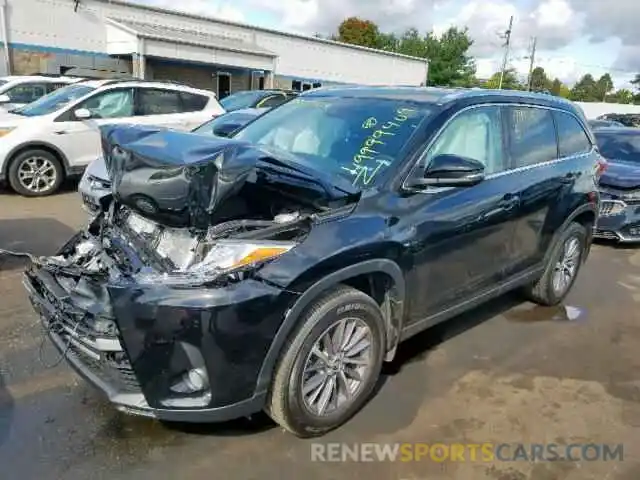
[545,203,597,264]
[3,142,71,178]
[255,259,406,395]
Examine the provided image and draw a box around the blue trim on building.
[2,42,111,58]
[2,41,354,87]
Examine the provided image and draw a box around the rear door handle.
[561,172,581,183]
[498,195,520,210]
[53,130,69,135]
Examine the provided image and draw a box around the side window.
[76,88,134,119]
[5,83,47,103]
[258,94,286,108]
[180,92,208,112]
[507,106,557,167]
[137,89,182,116]
[553,111,592,157]
[427,106,507,175]
[46,83,70,94]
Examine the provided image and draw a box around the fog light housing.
[628,226,640,237]
[169,367,209,394]
[162,367,212,408]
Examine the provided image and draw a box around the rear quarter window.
[553,111,592,157]
[180,92,209,112]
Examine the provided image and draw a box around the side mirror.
[0,94,11,104]
[213,123,240,138]
[407,154,485,188]
[74,108,92,120]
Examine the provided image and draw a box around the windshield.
[234,96,433,189]
[192,110,259,136]
[595,132,640,163]
[220,91,269,111]
[12,84,95,116]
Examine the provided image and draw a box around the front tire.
[266,285,385,437]
[8,149,64,197]
[523,221,587,306]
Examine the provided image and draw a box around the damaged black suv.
[23,87,601,437]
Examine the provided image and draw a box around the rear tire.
[522,222,587,306]
[265,285,385,438]
[8,149,64,197]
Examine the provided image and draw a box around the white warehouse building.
[0,0,429,96]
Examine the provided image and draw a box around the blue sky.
[133,0,639,89]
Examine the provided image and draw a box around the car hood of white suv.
[0,112,35,126]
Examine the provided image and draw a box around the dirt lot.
[1,188,640,480]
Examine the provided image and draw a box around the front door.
[44,87,136,168]
[402,104,519,322]
[217,73,231,99]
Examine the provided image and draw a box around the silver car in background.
[78,107,269,214]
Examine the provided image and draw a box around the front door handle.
[53,129,70,135]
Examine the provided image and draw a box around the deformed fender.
[254,258,406,395]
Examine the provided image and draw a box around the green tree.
[609,89,634,104]
[422,27,477,87]
[631,73,640,90]
[529,66,551,92]
[396,28,427,58]
[570,74,598,101]
[485,68,522,90]
[549,78,570,97]
[376,32,399,51]
[337,17,380,48]
[595,73,614,101]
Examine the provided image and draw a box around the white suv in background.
[0,75,84,111]
[0,79,224,196]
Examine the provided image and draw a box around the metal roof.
[109,18,277,58]
[95,0,428,63]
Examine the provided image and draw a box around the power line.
[498,16,513,90]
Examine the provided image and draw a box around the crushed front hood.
[101,124,357,230]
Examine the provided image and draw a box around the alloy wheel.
[17,156,58,194]
[301,317,373,417]
[552,236,581,295]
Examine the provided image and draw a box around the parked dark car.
[588,119,624,129]
[593,127,640,242]
[23,87,601,438]
[77,108,268,214]
[598,113,640,128]
[219,89,298,112]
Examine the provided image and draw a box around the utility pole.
[526,37,537,91]
[498,16,513,90]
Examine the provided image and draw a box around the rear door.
[134,87,215,131]
[504,106,592,275]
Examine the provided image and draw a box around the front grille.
[593,229,619,241]
[599,200,625,216]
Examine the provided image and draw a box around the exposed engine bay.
[36,124,358,286]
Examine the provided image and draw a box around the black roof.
[301,86,578,112]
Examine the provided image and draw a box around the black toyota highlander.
[23,86,602,438]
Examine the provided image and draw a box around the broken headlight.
[133,239,296,286]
